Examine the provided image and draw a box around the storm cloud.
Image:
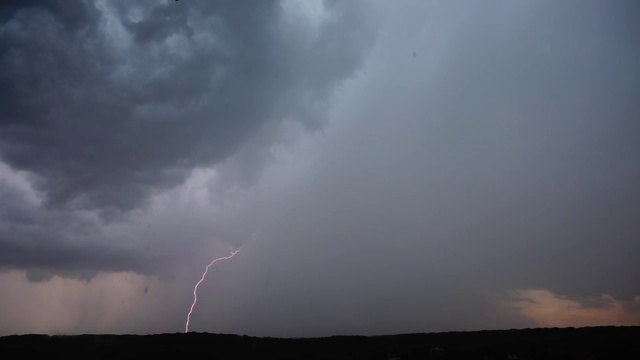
[0,0,375,275]
[0,0,373,212]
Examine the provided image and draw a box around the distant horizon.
[4,324,639,339]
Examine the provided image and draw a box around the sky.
[0,0,639,337]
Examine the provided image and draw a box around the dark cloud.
[0,0,96,29]
[0,0,374,212]
[0,179,149,279]
[0,0,375,275]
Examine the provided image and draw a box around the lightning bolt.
[185,246,243,333]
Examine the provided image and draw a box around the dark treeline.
[0,326,638,359]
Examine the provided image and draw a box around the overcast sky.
[1,0,639,336]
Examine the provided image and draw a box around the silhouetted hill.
[1,326,638,359]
